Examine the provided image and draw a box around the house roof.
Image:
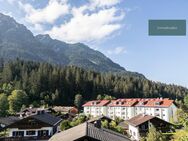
[83,100,110,107]
[143,98,173,107]
[1,113,62,130]
[52,106,77,113]
[31,113,62,126]
[126,114,155,127]
[17,107,50,117]
[83,98,174,108]
[0,116,20,126]
[108,99,138,107]
[49,122,131,141]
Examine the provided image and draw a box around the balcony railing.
[0,136,51,141]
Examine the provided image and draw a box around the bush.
[60,120,71,131]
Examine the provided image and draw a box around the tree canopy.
[0,59,187,111]
[8,90,28,114]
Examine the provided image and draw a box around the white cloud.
[89,0,120,8]
[15,0,125,43]
[19,0,69,24]
[7,0,17,4]
[107,47,127,55]
[29,23,44,33]
[47,6,124,43]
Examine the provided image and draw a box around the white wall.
[84,104,177,122]
[167,103,177,122]
[9,127,53,137]
[128,125,139,141]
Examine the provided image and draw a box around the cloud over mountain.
[1,0,125,43]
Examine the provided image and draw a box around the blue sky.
[0,0,188,87]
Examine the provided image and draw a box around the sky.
[0,0,188,87]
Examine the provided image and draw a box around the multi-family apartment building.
[83,98,177,122]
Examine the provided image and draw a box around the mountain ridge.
[0,13,144,78]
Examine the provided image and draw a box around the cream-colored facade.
[83,99,177,122]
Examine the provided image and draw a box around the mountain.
[0,13,143,77]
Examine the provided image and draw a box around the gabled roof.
[0,116,20,126]
[17,107,50,117]
[126,114,155,127]
[49,122,131,141]
[83,98,174,108]
[52,106,77,112]
[108,99,138,107]
[83,100,110,107]
[143,98,173,107]
[1,113,62,130]
[126,114,173,127]
[31,113,62,126]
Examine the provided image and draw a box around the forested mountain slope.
[0,60,187,106]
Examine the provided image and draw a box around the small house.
[0,110,62,141]
[126,114,174,140]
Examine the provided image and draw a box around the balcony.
[0,136,51,141]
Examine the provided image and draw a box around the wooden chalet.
[0,110,62,141]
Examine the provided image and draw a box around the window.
[155,102,161,105]
[130,130,132,135]
[26,131,36,135]
[133,132,136,136]
[12,131,24,137]
[38,130,49,137]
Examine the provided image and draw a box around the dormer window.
[92,101,99,105]
[155,102,161,105]
[139,101,144,105]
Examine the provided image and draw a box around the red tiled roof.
[83,100,110,107]
[135,98,173,107]
[108,99,138,107]
[83,98,174,107]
